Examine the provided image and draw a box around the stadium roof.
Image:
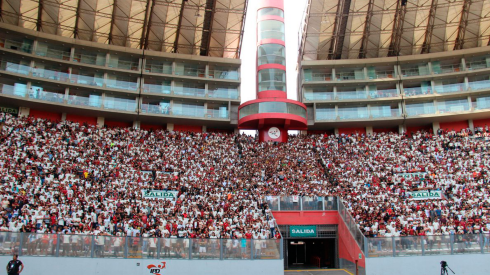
[300,0,490,60]
[0,0,248,58]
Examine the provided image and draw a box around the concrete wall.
[0,257,283,275]
[366,254,490,275]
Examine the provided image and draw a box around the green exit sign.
[290,225,317,237]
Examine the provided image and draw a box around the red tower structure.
[238,0,307,142]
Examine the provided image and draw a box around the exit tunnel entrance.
[279,225,338,270]
[287,238,337,269]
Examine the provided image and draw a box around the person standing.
[6,254,23,275]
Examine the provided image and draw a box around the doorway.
[286,238,337,270]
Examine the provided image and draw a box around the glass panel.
[437,99,469,114]
[239,102,305,119]
[258,7,284,17]
[0,60,31,75]
[338,107,368,120]
[405,103,436,116]
[208,87,239,99]
[258,20,285,40]
[173,103,205,117]
[258,44,286,66]
[209,67,239,80]
[71,74,104,87]
[191,239,221,259]
[174,83,206,97]
[301,197,324,210]
[141,101,170,115]
[29,88,65,104]
[475,96,490,110]
[337,91,367,100]
[104,97,137,112]
[254,239,281,259]
[145,62,172,74]
[33,68,70,81]
[106,78,138,91]
[469,79,490,90]
[304,91,334,100]
[35,43,71,60]
[369,88,399,98]
[279,197,301,210]
[434,83,465,94]
[316,108,336,120]
[265,196,280,211]
[366,237,393,257]
[207,108,229,119]
[404,82,432,96]
[143,82,171,94]
[0,83,27,97]
[222,239,251,260]
[371,106,399,118]
[175,63,205,77]
[67,94,102,108]
[258,69,286,92]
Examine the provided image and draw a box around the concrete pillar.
[366,126,373,135]
[234,128,240,134]
[202,125,207,132]
[334,128,339,135]
[398,125,405,134]
[433,121,440,133]
[167,123,174,131]
[61,113,67,121]
[97,117,104,128]
[18,107,30,117]
[133,121,140,129]
[300,130,308,135]
[468,119,475,132]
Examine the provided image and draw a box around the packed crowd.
[0,112,490,246]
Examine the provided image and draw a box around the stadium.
[0,0,489,274]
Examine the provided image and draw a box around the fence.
[365,234,490,257]
[0,232,282,260]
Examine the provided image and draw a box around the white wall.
[0,257,283,275]
[366,254,490,275]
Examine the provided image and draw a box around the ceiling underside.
[301,0,490,60]
[0,0,247,58]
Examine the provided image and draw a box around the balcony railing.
[208,89,239,100]
[370,109,401,118]
[206,109,229,119]
[209,70,239,80]
[405,105,436,116]
[0,39,33,53]
[67,95,102,108]
[338,109,369,120]
[141,103,171,115]
[29,90,65,104]
[304,92,334,101]
[70,74,104,87]
[434,83,466,94]
[0,83,27,97]
[103,99,137,112]
[106,79,138,91]
[369,89,399,99]
[336,72,361,81]
[0,232,282,260]
[469,80,490,91]
[36,48,71,61]
[337,91,367,100]
[174,87,206,98]
[143,83,172,94]
[404,86,433,96]
[109,60,140,71]
[305,73,332,82]
[466,60,488,71]
[33,69,70,82]
[0,61,30,75]
[172,106,205,118]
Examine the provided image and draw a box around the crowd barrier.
[0,232,282,260]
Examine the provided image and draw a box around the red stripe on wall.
[440,120,468,132]
[473,118,490,128]
[174,125,202,133]
[29,109,61,121]
[65,114,97,126]
[272,211,339,225]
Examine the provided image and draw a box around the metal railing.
[0,232,282,260]
[338,198,366,256]
[364,234,490,258]
[264,196,338,211]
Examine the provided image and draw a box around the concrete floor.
[285,269,353,275]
